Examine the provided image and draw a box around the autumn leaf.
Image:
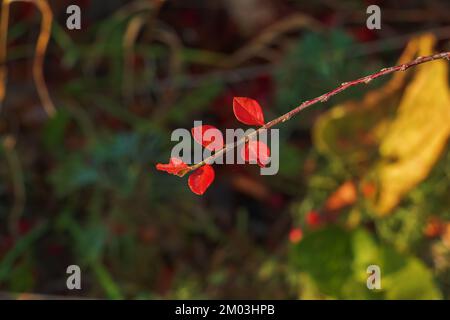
[325,181,357,211]
[423,217,444,238]
[313,34,427,166]
[188,164,215,195]
[374,35,450,214]
[191,125,223,150]
[289,227,303,243]
[313,34,450,215]
[233,97,265,126]
[305,210,322,227]
[241,140,271,167]
[156,157,189,176]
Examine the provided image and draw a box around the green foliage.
[276,30,367,125]
[165,80,224,125]
[1,3,449,300]
[291,227,441,299]
[49,131,161,197]
[0,224,47,284]
[292,227,354,297]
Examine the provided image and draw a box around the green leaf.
[0,224,47,283]
[291,227,442,299]
[383,257,442,299]
[291,227,353,297]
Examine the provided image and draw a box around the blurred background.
[0,0,449,299]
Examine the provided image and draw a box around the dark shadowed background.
[0,0,449,299]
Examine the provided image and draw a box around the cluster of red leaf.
[290,182,357,242]
[289,210,323,244]
[156,97,271,195]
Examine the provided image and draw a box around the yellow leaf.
[374,35,450,214]
[313,34,450,215]
[313,34,428,169]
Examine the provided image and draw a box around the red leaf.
[289,228,303,244]
[305,210,322,227]
[188,165,215,195]
[241,140,271,168]
[233,97,265,126]
[191,125,223,151]
[324,181,357,211]
[156,157,188,176]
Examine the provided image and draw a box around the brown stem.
[0,0,55,116]
[2,135,25,237]
[32,0,55,116]
[182,51,450,176]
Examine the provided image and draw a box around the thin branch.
[182,51,450,176]
[0,0,55,116]
[31,0,55,116]
[122,0,165,105]
[135,26,450,93]
[123,13,147,104]
[2,135,25,237]
[220,13,323,68]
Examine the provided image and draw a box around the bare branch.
[183,51,450,176]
